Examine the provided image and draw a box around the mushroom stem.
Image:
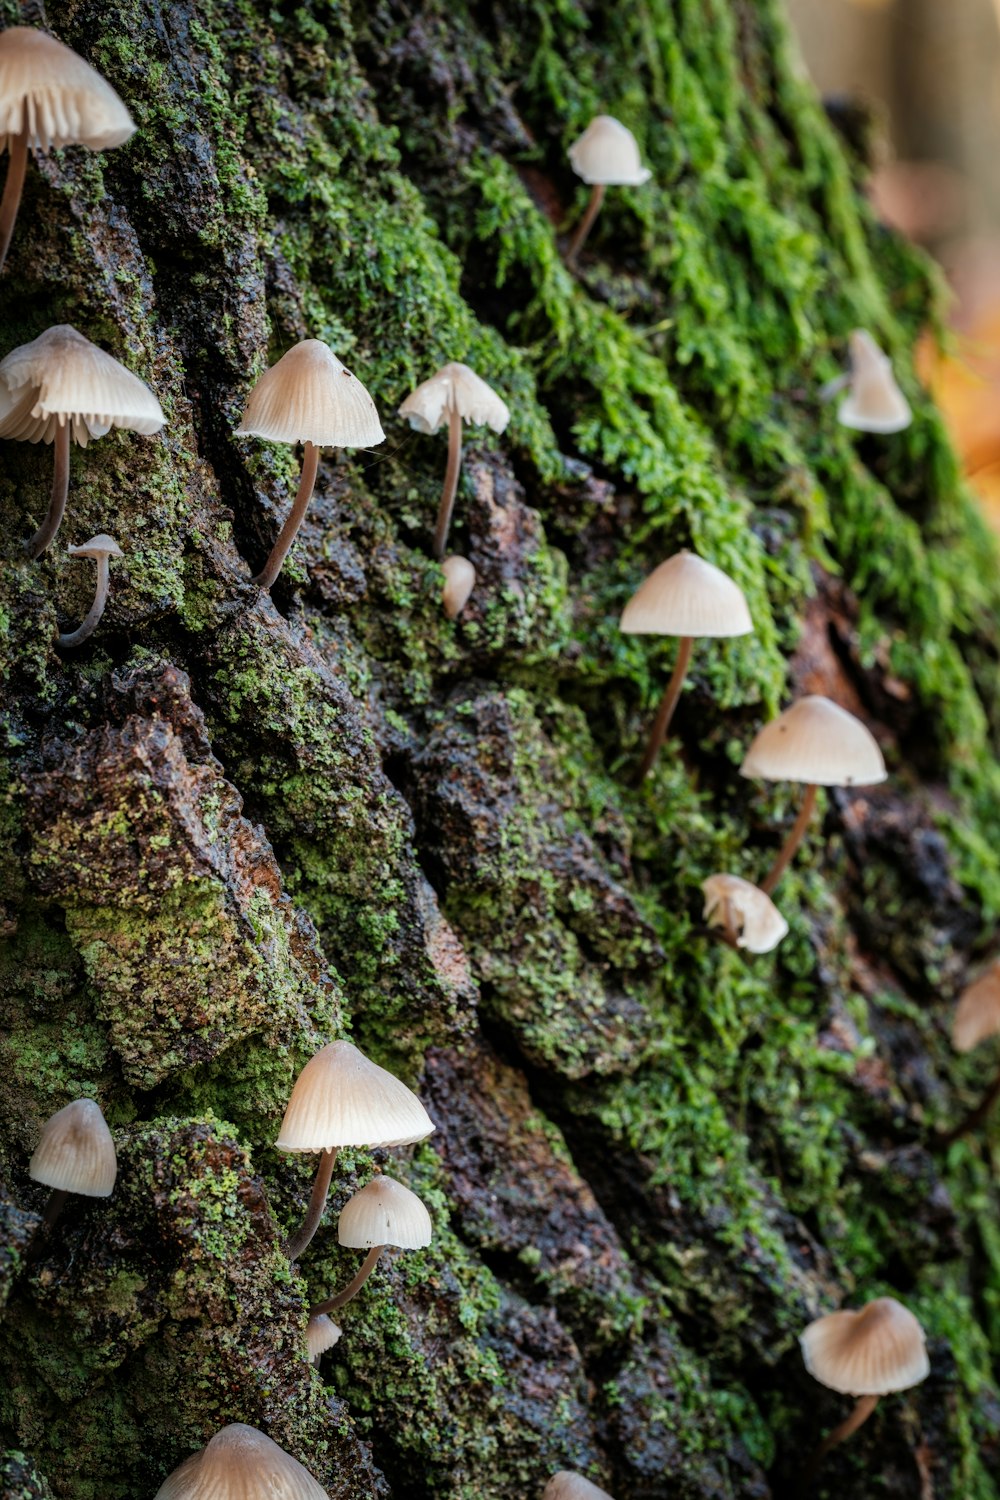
[760,782,819,894]
[800,1393,879,1490]
[637,635,694,783]
[0,130,28,276]
[25,420,71,559]
[284,1147,337,1262]
[310,1245,384,1314]
[57,548,113,648]
[40,1188,68,1234]
[566,183,606,265]
[432,407,463,560]
[253,439,320,591]
[940,1061,1000,1145]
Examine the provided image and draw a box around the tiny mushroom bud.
[799,1297,928,1486]
[620,550,753,782]
[0,28,135,273]
[542,1475,615,1500]
[56,533,122,648]
[442,554,476,619]
[565,114,650,265]
[0,325,164,558]
[701,874,788,955]
[399,363,509,560]
[941,962,1000,1143]
[837,330,912,435]
[305,1313,341,1364]
[153,1424,327,1500]
[277,1039,434,1262]
[29,1096,116,1233]
[740,695,886,893]
[310,1175,432,1315]
[237,339,384,591]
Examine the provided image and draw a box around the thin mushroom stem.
[57,550,114,648]
[637,635,694,783]
[566,182,606,265]
[40,1188,68,1235]
[26,420,71,559]
[940,1061,1000,1146]
[760,782,819,895]
[310,1246,384,1314]
[432,407,463,560]
[0,130,29,276]
[253,439,320,591]
[799,1393,879,1491]
[284,1147,337,1262]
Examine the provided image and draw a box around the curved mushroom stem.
[57,549,115,648]
[0,131,29,276]
[284,1147,337,1262]
[940,1061,1000,1146]
[310,1245,384,1314]
[253,439,320,591]
[25,420,71,560]
[432,408,463,560]
[636,636,693,783]
[566,183,606,266]
[799,1393,879,1491]
[760,782,819,895]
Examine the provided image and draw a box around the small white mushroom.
[305,1313,341,1364]
[701,874,788,954]
[29,1097,117,1231]
[310,1175,432,1315]
[56,533,122,648]
[399,363,508,559]
[837,330,912,434]
[153,1424,327,1500]
[442,555,476,619]
[565,115,650,264]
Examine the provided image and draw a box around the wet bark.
[1,2,999,1499]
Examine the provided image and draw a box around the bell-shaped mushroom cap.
[0,27,135,154]
[442,554,476,619]
[67,533,122,560]
[952,963,1000,1053]
[28,1097,116,1197]
[542,1474,615,1500]
[0,325,164,447]
[398,362,509,437]
[568,115,651,187]
[701,874,789,954]
[800,1297,929,1397]
[337,1175,432,1250]
[276,1039,435,1153]
[838,330,912,435]
[153,1424,327,1500]
[236,339,385,449]
[740,695,886,788]
[619,550,753,638]
[305,1313,341,1359]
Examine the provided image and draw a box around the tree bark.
[0,2,997,1499]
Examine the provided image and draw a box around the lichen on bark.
[1,0,1000,1497]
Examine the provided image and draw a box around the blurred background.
[789,0,1000,527]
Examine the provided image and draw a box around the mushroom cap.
[838,329,912,435]
[800,1297,930,1397]
[952,963,1000,1053]
[619,550,753,638]
[236,338,385,449]
[153,1424,327,1500]
[542,1474,615,1500]
[0,325,165,447]
[568,114,651,186]
[740,695,887,788]
[398,362,509,436]
[337,1175,432,1250]
[305,1313,341,1359]
[701,874,789,954]
[0,27,135,154]
[442,554,476,619]
[67,533,122,559]
[28,1097,116,1197]
[275,1039,435,1153]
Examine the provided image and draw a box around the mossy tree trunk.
[1,1,999,1498]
